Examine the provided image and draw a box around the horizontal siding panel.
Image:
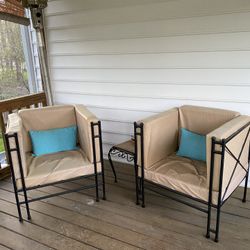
[51,69,250,84]
[50,51,250,69]
[87,107,156,123]
[102,120,134,135]
[47,12,250,42]
[53,81,250,102]
[46,1,250,185]
[46,0,250,29]
[55,93,250,116]
[49,32,250,55]
[46,0,166,16]
[103,132,131,145]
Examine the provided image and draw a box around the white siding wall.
[45,0,250,184]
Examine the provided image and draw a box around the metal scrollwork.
[109,148,134,162]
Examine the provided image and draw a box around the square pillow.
[29,126,77,157]
[176,128,206,162]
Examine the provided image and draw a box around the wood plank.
[0,188,153,249]
[0,92,47,179]
[0,92,47,113]
[66,176,250,229]
[0,226,51,250]
[0,197,139,250]
[1,176,249,249]
[0,211,96,250]
[0,161,249,249]
[0,243,11,250]
[0,167,10,181]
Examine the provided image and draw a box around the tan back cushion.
[74,105,100,163]
[19,105,76,153]
[179,105,240,135]
[138,108,179,169]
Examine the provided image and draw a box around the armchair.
[5,105,106,222]
[134,105,250,242]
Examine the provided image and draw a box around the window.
[0,19,29,99]
[0,18,41,100]
[0,18,41,166]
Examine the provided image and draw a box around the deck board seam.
[0,243,13,250]
[0,193,145,250]
[0,210,100,250]
[0,225,55,250]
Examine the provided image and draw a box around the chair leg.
[206,204,212,238]
[215,206,221,242]
[101,166,106,200]
[108,150,117,183]
[13,189,23,222]
[242,171,249,203]
[138,177,141,194]
[22,188,31,220]
[141,176,145,208]
[134,164,139,205]
[94,173,99,202]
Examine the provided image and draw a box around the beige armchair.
[134,105,250,242]
[5,105,106,222]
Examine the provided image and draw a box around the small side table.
[108,140,139,204]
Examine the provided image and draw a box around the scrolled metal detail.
[109,148,134,162]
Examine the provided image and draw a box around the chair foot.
[102,196,106,200]
[27,215,32,220]
[136,201,140,205]
[19,217,23,223]
[205,233,210,239]
[214,238,219,243]
[142,204,145,208]
[96,198,100,202]
[242,198,246,203]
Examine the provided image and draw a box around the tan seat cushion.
[141,153,219,205]
[16,149,101,189]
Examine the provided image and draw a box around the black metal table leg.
[108,140,137,204]
[108,147,118,182]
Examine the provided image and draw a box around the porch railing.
[0,92,47,179]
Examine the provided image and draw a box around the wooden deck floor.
[0,161,249,250]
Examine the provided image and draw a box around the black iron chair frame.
[5,121,106,222]
[134,121,250,242]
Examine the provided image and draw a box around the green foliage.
[0,134,4,152]
[0,20,29,100]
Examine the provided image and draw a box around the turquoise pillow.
[29,126,77,157]
[177,128,206,162]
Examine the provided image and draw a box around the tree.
[0,19,29,100]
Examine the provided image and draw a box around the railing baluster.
[0,92,47,177]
